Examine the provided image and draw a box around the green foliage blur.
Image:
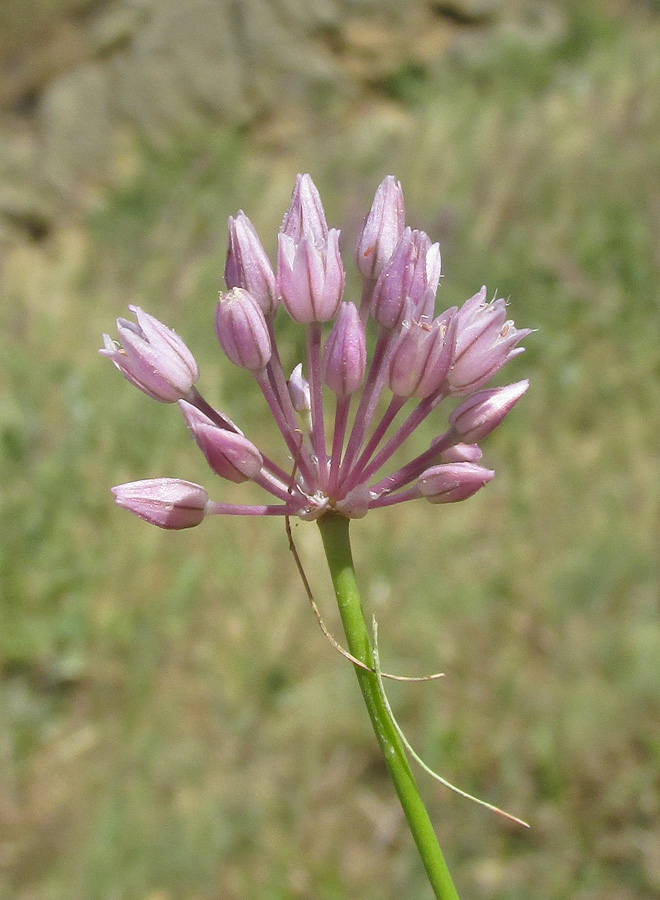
[1,2,659,898]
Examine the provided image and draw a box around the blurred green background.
[1,1,659,898]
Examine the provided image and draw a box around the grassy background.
[1,2,659,898]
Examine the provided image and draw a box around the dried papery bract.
[288,363,311,415]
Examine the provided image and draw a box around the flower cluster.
[103,175,530,528]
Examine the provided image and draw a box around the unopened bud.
[215,288,272,371]
[388,302,456,399]
[355,175,405,281]
[100,306,199,402]
[439,442,483,464]
[371,229,439,329]
[416,462,494,504]
[277,229,345,323]
[323,302,367,397]
[179,401,263,483]
[449,380,529,443]
[111,478,208,529]
[280,173,328,245]
[225,212,278,315]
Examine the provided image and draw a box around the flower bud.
[371,228,439,329]
[416,462,494,504]
[111,478,208,529]
[179,401,263,483]
[322,302,367,397]
[225,212,278,315]
[447,287,531,393]
[280,173,328,245]
[277,229,345,323]
[355,175,405,281]
[449,380,529,443]
[388,302,456,399]
[215,288,272,371]
[100,306,199,402]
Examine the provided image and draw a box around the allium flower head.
[104,174,530,527]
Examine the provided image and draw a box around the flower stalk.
[318,512,460,900]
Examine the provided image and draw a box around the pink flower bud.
[449,380,529,443]
[354,175,405,281]
[388,302,456,399]
[288,363,311,414]
[111,478,208,528]
[371,229,440,329]
[416,462,494,503]
[322,302,367,397]
[100,306,199,402]
[225,211,278,316]
[179,401,263,482]
[277,229,345,323]
[280,173,328,245]
[215,288,272,371]
[448,287,531,393]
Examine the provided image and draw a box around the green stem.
[317,512,460,900]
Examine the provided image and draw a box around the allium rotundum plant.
[103,174,530,899]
